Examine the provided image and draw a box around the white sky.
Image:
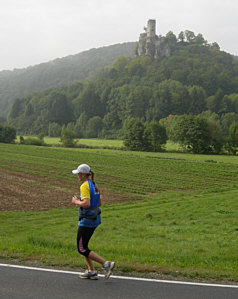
[0,0,237,71]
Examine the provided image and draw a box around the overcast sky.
[0,0,237,71]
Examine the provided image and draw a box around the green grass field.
[17,136,124,148]
[17,136,181,151]
[0,143,238,282]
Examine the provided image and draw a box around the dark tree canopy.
[0,125,16,143]
[4,30,238,154]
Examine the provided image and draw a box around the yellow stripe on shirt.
[80,181,90,200]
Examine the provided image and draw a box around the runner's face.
[77,173,87,181]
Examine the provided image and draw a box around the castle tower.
[145,19,156,57]
[146,19,156,38]
[137,19,157,58]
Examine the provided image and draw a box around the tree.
[102,111,122,138]
[126,58,145,76]
[165,31,178,54]
[178,31,185,43]
[86,116,103,138]
[8,99,22,119]
[0,125,16,143]
[159,114,176,140]
[188,85,207,114]
[185,30,195,43]
[48,122,61,137]
[211,42,220,50]
[193,33,207,46]
[31,109,49,135]
[226,122,238,155]
[113,56,131,72]
[206,89,224,114]
[149,80,190,120]
[47,91,72,125]
[169,115,211,154]
[38,133,45,141]
[66,122,75,132]
[224,94,238,113]
[206,117,224,154]
[60,129,76,147]
[123,118,148,151]
[0,116,6,125]
[75,82,104,119]
[144,121,167,151]
[103,111,121,131]
[221,113,238,135]
[74,112,88,138]
[126,86,152,119]
[24,103,34,117]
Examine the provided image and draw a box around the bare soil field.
[0,168,135,212]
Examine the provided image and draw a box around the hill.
[0,42,136,117]
[7,30,238,142]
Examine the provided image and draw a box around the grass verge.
[0,190,238,281]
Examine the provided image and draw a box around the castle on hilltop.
[137,19,171,59]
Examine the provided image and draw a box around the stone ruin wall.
[138,19,171,59]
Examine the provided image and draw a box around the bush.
[0,125,16,143]
[60,129,76,147]
[21,137,45,146]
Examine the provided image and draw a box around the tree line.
[0,42,136,118]
[5,30,238,154]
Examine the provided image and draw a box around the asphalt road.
[0,264,237,299]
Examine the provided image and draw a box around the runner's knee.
[77,237,91,257]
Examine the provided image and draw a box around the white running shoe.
[79,270,98,280]
[103,261,115,280]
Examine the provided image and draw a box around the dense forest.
[5,30,238,152]
[0,42,136,117]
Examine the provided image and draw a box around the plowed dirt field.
[0,168,133,212]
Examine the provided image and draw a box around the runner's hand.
[72,195,78,204]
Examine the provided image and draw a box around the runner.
[72,163,115,280]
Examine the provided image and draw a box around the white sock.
[103,261,109,268]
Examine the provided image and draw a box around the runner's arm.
[72,196,90,208]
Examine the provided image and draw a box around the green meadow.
[0,142,238,282]
[17,136,181,151]
[17,136,124,148]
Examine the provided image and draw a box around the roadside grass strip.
[0,190,237,281]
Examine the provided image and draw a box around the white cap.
[72,164,91,174]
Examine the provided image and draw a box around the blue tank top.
[78,180,101,228]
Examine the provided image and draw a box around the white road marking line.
[0,263,237,289]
